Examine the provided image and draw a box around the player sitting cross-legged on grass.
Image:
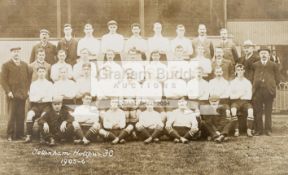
[99,99,133,144]
[135,100,165,144]
[71,93,100,145]
[165,97,199,144]
[38,96,86,146]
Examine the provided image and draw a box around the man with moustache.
[252,46,281,136]
[1,47,31,141]
[30,29,57,65]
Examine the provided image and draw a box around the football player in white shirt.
[189,45,212,79]
[53,67,78,105]
[165,97,199,143]
[72,93,100,145]
[99,99,133,144]
[50,50,73,82]
[170,24,193,59]
[148,22,170,64]
[230,64,253,137]
[145,50,167,82]
[77,23,100,61]
[73,48,97,80]
[101,49,123,80]
[24,66,54,143]
[101,20,124,62]
[125,23,148,61]
[75,63,98,104]
[167,45,190,80]
[206,67,232,143]
[119,68,141,130]
[122,49,145,83]
[135,101,164,144]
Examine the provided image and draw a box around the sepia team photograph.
[0,0,288,175]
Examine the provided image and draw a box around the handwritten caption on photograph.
[32,148,114,166]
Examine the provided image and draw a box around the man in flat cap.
[238,40,260,82]
[30,29,57,65]
[1,47,32,141]
[57,24,78,66]
[38,96,88,146]
[101,20,125,62]
[252,46,281,136]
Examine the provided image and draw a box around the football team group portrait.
[0,0,288,175]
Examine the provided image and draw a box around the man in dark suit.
[57,24,78,66]
[252,46,281,136]
[1,47,31,141]
[238,40,260,82]
[30,29,57,65]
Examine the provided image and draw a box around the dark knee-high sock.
[151,129,162,139]
[118,130,128,140]
[140,128,151,139]
[247,120,254,130]
[26,122,34,136]
[169,129,181,139]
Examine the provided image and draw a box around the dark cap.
[10,47,21,52]
[258,46,270,53]
[40,29,50,34]
[107,20,118,26]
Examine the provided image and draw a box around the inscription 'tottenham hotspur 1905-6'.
[32,148,114,166]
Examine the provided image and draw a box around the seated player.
[204,67,232,143]
[164,67,187,111]
[24,67,53,143]
[97,66,122,112]
[167,45,189,80]
[122,49,145,83]
[100,49,123,79]
[140,68,163,112]
[135,100,164,144]
[187,66,210,138]
[118,68,141,137]
[71,93,101,145]
[30,48,51,81]
[50,49,73,82]
[53,67,78,105]
[230,64,253,137]
[145,50,167,83]
[73,48,97,80]
[165,97,199,144]
[75,63,98,103]
[189,45,212,79]
[38,96,87,146]
[99,99,133,144]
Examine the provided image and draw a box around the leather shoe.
[49,138,56,146]
[265,131,272,136]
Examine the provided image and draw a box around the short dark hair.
[82,92,92,99]
[36,66,46,72]
[131,23,141,29]
[36,48,45,54]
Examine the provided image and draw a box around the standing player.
[165,97,199,143]
[99,99,133,144]
[135,101,164,144]
[170,24,193,59]
[148,22,170,63]
[100,49,123,79]
[1,47,31,141]
[77,23,100,61]
[24,67,53,143]
[230,64,253,137]
[30,29,57,64]
[57,24,78,65]
[125,23,147,60]
[101,20,125,62]
[211,47,234,80]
